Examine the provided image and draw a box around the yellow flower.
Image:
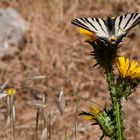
[115,56,140,79]
[78,27,97,42]
[82,106,100,120]
[7,88,16,96]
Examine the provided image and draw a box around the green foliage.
[116,76,139,98]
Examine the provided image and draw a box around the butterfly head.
[110,35,117,43]
[108,35,118,44]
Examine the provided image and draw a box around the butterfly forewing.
[71,17,109,38]
[91,18,109,37]
[72,18,92,31]
[124,13,140,30]
[115,13,140,36]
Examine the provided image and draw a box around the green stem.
[106,71,124,140]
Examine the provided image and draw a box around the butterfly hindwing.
[71,17,109,38]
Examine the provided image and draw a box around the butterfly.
[71,13,140,44]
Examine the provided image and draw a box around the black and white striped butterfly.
[71,13,140,44]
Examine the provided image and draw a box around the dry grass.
[0,0,140,140]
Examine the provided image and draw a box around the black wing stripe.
[91,18,99,30]
[95,18,107,34]
[119,16,123,26]
[117,16,123,33]
[84,18,98,31]
[80,18,86,23]
[124,13,134,29]
[71,18,99,32]
[132,13,138,19]
[124,15,127,18]
[133,16,140,25]
[71,19,90,31]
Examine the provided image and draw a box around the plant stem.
[106,71,124,140]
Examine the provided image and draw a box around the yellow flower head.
[7,88,16,96]
[82,106,100,120]
[78,27,97,42]
[115,56,140,79]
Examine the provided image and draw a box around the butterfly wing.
[72,13,140,43]
[71,17,109,38]
[115,13,140,37]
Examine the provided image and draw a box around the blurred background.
[0,0,140,140]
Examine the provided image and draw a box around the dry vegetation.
[0,0,140,140]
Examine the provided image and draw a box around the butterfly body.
[71,13,140,44]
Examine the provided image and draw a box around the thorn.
[93,63,99,67]
[79,111,92,116]
[100,133,105,140]
[91,122,98,125]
